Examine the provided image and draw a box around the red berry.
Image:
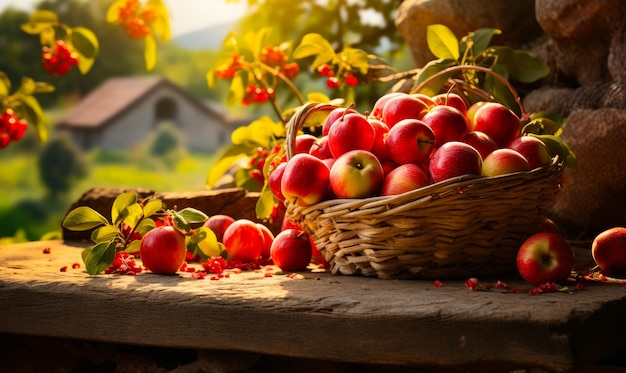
[326,76,340,89]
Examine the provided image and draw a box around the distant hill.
[173,22,237,50]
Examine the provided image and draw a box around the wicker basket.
[284,102,565,280]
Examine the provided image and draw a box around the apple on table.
[516,232,575,285]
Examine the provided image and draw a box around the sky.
[0,0,249,36]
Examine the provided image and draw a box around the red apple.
[539,217,561,234]
[256,223,275,260]
[466,101,488,129]
[309,135,333,160]
[429,141,482,183]
[516,232,575,285]
[328,112,376,158]
[268,161,287,202]
[322,106,357,136]
[381,160,400,178]
[270,229,313,271]
[203,214,236,242]
[330,149,384,199]
[432,92,468,116]
[295,134,318,154]
[381,163,429,196]
[386,119,436,165]
[381,93,430,128]
[368,118,391,162]
[421,105,469,147]
[461,131,498,160]
[281,153,330,206]
[222,219,265,263]
[592,227,626,274]
[370,92,405,120]
[140,225,187,275]
[482,148,531,177]
[508,136,553,169]
[472,102,521,147]
[411,93,437,108]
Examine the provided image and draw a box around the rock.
[62,187,283,241]
[548,108,626,235]
[535,0,626,85]
[395,0,542,68]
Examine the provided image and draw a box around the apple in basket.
[432,92,468,116]
[472,102,521,147]
[381,93,430,128]
[421,105,469,148]
[481,148,531,177]
[429,141,482,183]
[271,229,313,271]
[386,118,436,165]
[592,227,626,275]
[381,163,429,196]
[281,153,330,206]
[322,106,357,136]
[508,136,553,169]
[516,232,575,285]
[370,92,405,120]
[330,149,384,199]
[328,112,376,158]
[461,131,498,160]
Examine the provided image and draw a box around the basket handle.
[285,102,340,160]
[412,65,526,117]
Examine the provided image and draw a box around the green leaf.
[484,63,519,112]
[91,225,118,243]
[144,34,157,71]
[71,27,99,59]
[293,33,336,70]
[491,46,549,83]
[171,211,191,234]
[125,240,141,254]
[122,203,143,230]
[231,116,284,148]
[0,72,10,97]
[143,199,163,218]
[460,28,501,60]
[14,93,49,143]
[178,207,208,224]
[20,10,58,34]
[84,241,117,275]
[530,134,577,168]
[256,184,277,220]
[426,24,459,61]
[226,73,244,106]
[247,27,271,60]
[413,59,458,96]
[194,226,221,258]
[106,0,127,23]
[62,206,109,231]
[111,192,137,225]
[338,47,369,74]
[521,117,563,136]
[135,218,156,236]
[149,0,171,42]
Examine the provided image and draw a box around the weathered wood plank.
[1,240,626,372]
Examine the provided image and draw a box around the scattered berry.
[43,247,51,254]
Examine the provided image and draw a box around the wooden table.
[1,240,626,372]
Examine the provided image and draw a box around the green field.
[0,150,219,243]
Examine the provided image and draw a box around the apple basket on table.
[282,98,566,280]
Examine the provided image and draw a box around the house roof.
[55,76,228,129]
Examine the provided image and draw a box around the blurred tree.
[38,134,89,200]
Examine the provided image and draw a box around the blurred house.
[55,76,247,153]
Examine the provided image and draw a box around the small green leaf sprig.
[62,192,223,275]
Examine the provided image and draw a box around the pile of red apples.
[269,92,552,207]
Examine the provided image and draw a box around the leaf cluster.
[62,191,219,275]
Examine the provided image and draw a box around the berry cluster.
[42,40,79,76]
[121,223,142,243]
[116,0,155,39]
[242,83,274,106]
[316,63,358,89]
[0,108,28,148]
[104,251,143,275]
[248,147,270,185]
